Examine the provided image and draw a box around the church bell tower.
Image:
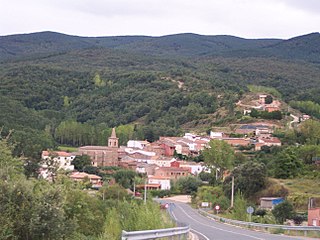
[108,127,118,148]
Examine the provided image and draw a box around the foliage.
[226,161,267,198]
[203,139,235,179]
[0,139,23,180]
[113,169,137,189]
[298,120,320,145]
[272,147,304,179]
[290,100,320,119]
[250,109,282,120]
[247,85,282,98]
[232,192,248,221]
[272,201,294,224]
[99,183,131,201]
[196,186,230,210]
[72,155,92,171]
[175,176,202,194]
[265,95,273,104]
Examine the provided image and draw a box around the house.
[255,137,281,151]
[308,208,320,226]
[222,138,251,147]
[154,166,191,180]
[78,128,119,167]
[40,150,75,179]
[302,115,311,121]
[127,140,150,149]
[259,95,267,104]
[70,172,103,187]
[210,131,224,139]
[260,197,284,209]
[136,162,157,175]
[41,150,75,172]
[148,176,171,190]
[265,105,280,112]
[177,161,210,175]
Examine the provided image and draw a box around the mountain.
[1,31,320,62]
[1,31,320,154]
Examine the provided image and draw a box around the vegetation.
[0,138,173,239]
[1,31,320,231]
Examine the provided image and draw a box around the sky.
[0,0,319,39]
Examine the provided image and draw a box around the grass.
[276,178,320,196]
[57,145,78,152]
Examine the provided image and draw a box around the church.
[78,128,119,167]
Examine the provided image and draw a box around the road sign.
[201,202,209,207]
[247,206,254,214]
[215,205,220,210]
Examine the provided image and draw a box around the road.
[166,201,314,240]
[289,114,299,129]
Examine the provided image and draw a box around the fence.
[199,208,320,237]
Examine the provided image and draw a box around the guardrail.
[121,226,189,240]
[199,208,320,237]
[121,202,190,240]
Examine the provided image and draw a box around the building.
[308,208,320,226]
[265,106,280,112]
[148,176,171,190]
[70,172,102,187]
[41,150,75,172]
[259,95,267,104]
[78,128,119,167]
[222,138,251,147]
[255,137,281,151]
[127,140,150,149]
[154,166,191,180]
[260,197,284,209]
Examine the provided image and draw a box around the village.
[39,93,320,227]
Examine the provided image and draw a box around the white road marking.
[191,228,210,240]
[171,211,177,221]
[176,204,265,240]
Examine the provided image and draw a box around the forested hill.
[1,31,320,62]
[1,31,320,158]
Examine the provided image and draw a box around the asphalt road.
[166,201,315,240]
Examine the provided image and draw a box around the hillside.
[1,31,320,61]
[1,31,320,156]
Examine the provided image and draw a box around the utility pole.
[144,178,147,204]
[133,181,136,196]
[231,175,234,208]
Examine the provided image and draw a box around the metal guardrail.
[121,226,190,240]
[121,202,190,240]
[199,208,320,235]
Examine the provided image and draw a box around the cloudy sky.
[0,0,319,39]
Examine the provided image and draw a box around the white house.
[41,151,75,171]
[40,150,75,179]
[178,161,210,175]
[127,140,150,149]
[210,131,224,139]
[148,176,171,190]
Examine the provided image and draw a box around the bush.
[272,201,294,224]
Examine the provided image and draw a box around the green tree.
[175,176,202,194]
[0,139,23,180]
[230,161,267,198]
[273,147,303,179]
[299,120,320,145]
[265,95,273,104]
[113,170,137,189]
[232,192,248,221]
[272,201,294,224]
[203,139,235,180]
[72,155,91,171]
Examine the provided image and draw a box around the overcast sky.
[0,0,319,39]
